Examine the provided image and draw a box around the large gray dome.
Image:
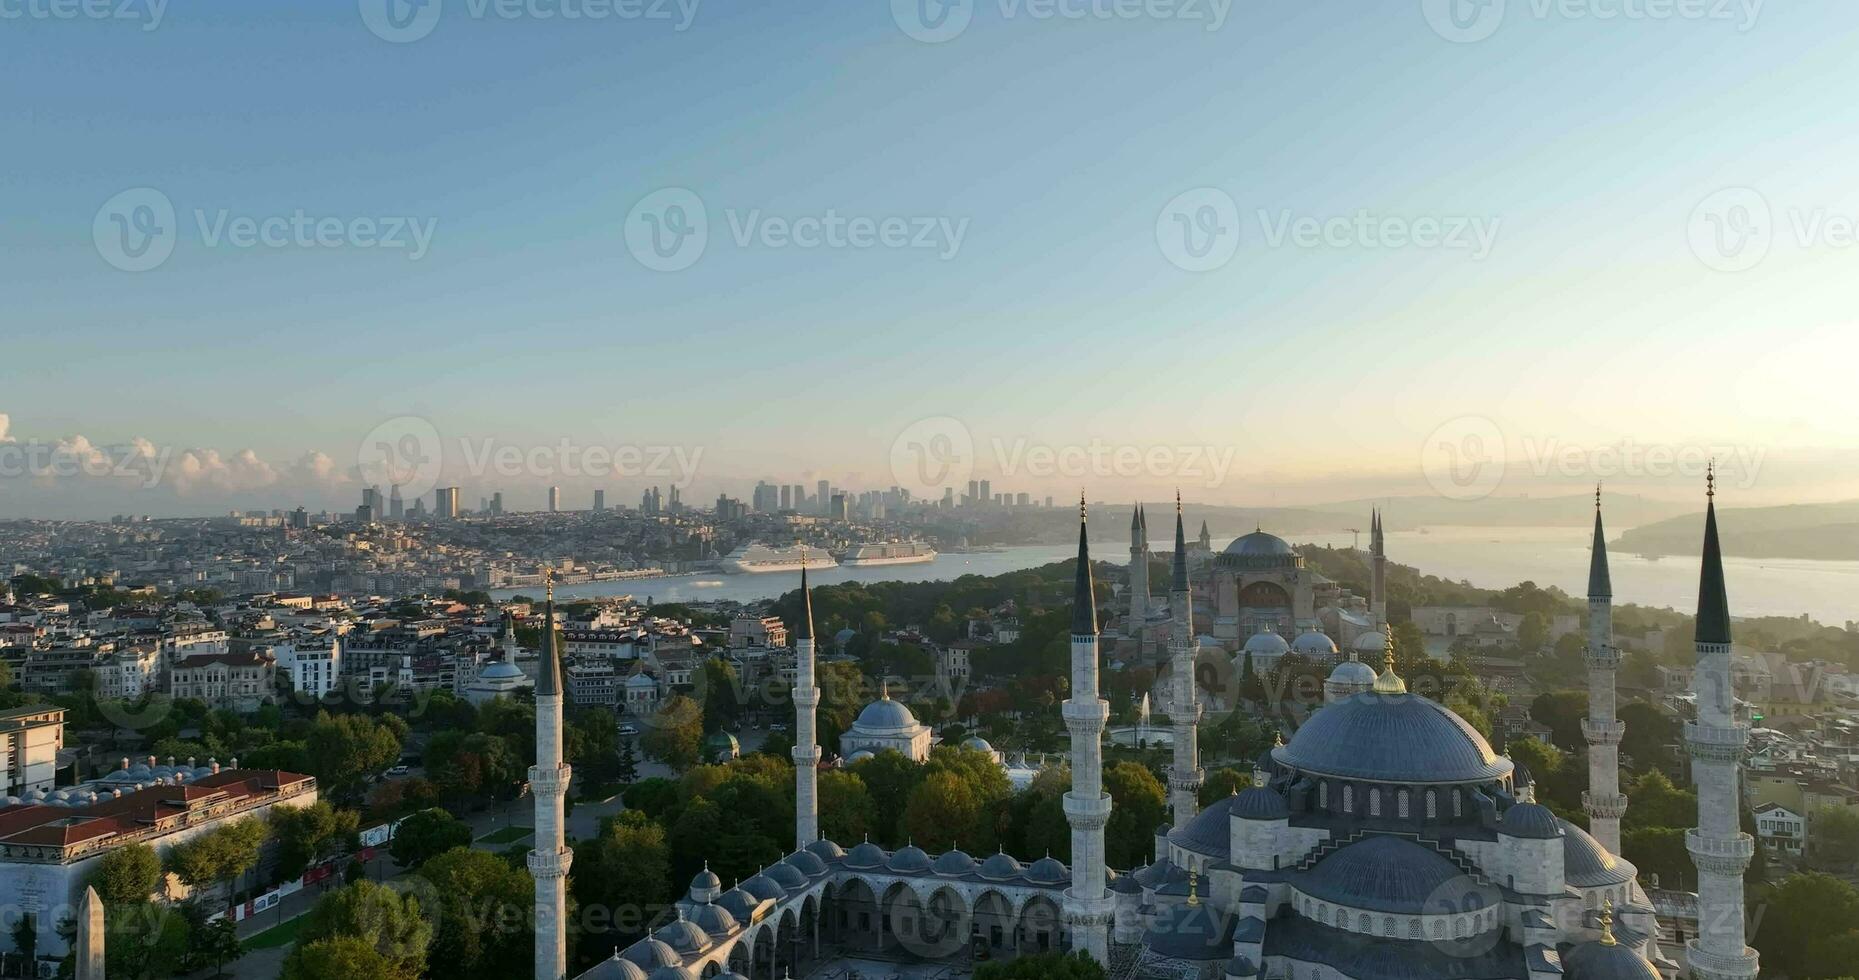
[1224,529,1294,557]
[1299,836,1492,914]
[1275,692,1512,783]
[1564,940,1661,980]
[853,696,919,733]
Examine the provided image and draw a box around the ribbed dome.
[584,955,651,980]
[741,873,787,902]
[1225,530,1294,556]
[1274,692,1512,783]
[716,888,757,922]
[932,849,978,875]
[978,852,1023,880]
[1564,941,1661,980]
[690,902,738,936]
[1299,836,1491,914]
[766,862,807,890]
[620,939,681,970]
[1294,629,1339,656]
[652,919,711,956]
[1024,856,1068,884]
[853,696,920,733]
[1352,630,1388,652]
[886,845,932,873]
[648,967,697,980]
[1499,802,1564,840]
[806,838,845,861]
[1562,820,1635,887]
[1234,786,1289,821]
[844,841,887,868]
[1170,795,1238,857]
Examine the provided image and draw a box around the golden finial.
[1176,489,1182,514]
[1373,630,1407,695]
[1272,730,1285,749]
[1599,898,1617,946]
[1187,869,1200,907]
[1080,490,1087,522]
[1707,459,1716,498]
[1596,482,1603,510]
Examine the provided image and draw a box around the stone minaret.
[1062,495,1114,963]
[1582,488,1628,854]
[1167,494,1203,826]
[1684,469,1759,980]
[528,576,572,980]
[792,555,821,849]
[1370,508,1387,626]
[1127,504,1149,635]
[76,885,104,980]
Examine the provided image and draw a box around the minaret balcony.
[1063,790,1113,827]
[1685,722,1749,763]
[1582,791,1628,818]
[1685,829,1755,875]
[1584,648,1621,670]
[528,763,571,796]
[792,687,821,709]
[1063,699,1110,727]
[791,744,822,765]
[1684,939,1759,980]
[1582,719,1625,745]
[527,845,574,879]
[1165,765,1205,792]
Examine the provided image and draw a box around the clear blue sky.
[3,0,1857,517]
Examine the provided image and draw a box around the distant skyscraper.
[389,484,404,520]
[362,485,382,518]
[592,489,605,512]
[816,479,830,515]
[1016,492,1030,507]
[979,479,991,504]
[435,487,460,519]
[966,479,979,505]
[779,484,791,511]
[548,486,561,513]
[669,486,681,512]
[491,491,504,516]
[289,507,309,529]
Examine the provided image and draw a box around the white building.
[1753,802,1805,858]
[277,637,343,701]
[839,689,933,763]
[0,707,63,798]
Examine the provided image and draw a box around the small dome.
[1242,627,1290,657]
[1352,630,1388,653]
[480,661,525,680]
[648,967,698,980]
[1233,786,1289,821]
[784,850,828,877]
[1328,658,1379,686]
[1562,819,1635,887]
[805,838,845,861]
[853,695,919,734]
[766,862,807,890]
[690,867,721,893]
[1109,871,1143,894]
[1500,802,1564,840]
[583,955,650,980]
[716,888,757,922]
[887,845,932,874]
[1564,940,1662,980]
[845,750,875,765]
[1294,629,1339,656]
[652,919,711,956]
[619,939,681,970]
[1225,954,1260,978]
[844,841,887,868]
[961,736,994,753]
[978,852,1023,880]
[1170,796,1239,858]
[690,903,738,936]
[741,873,787,903]
[932,849,978,875]
[1024,856,1068,884]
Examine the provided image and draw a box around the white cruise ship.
[837,540,938,567]
[721,543,837,574]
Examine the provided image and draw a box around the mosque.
[543,484,1756,980]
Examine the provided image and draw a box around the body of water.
[521,527,1857,625]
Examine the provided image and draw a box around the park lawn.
[477,824,534,845]
[246,914,308,950]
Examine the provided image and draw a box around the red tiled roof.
[0,770,314,851]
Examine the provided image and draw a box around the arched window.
[1320,782,1329,809]
[1426,789,1438,819]
[1398,789,1411,819]
[1359,913,1371,933]
[1370,788,1382,817]
[1453,789,1463,817]
[1409,919,1422,939]
[1344,785,1354,813]
[1383,916,1395,936]
[1432,920,1445,939]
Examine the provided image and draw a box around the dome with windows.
[1224,529,1294,557]
[853,695,919,734]
[1273,690,1512,784]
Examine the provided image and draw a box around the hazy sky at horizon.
[4,0,1858,518]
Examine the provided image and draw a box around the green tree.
[196,916,243,978]
[307,711,403,802]
[616,737,641,784]
[573,812,671,946]
[1622,770,1697,831]
[1752,873,1859,980]
[1812,806,1859,871]
[389,808,473,869]
[89,843,162,905]
[902,771,981,852]
[1529,691,1589,750]
[818,770,878,844]
[641,695,704,771]
[297,880,433,980]
[416,847,535,979]
[166,818,269,895]
[271,801,361,882]
[1621,827,1691,889]
[850,750,923,846]
[1518,611,1550,651]
[701,658,743,734]
[281,936,400,980]
[102,901,191,980]
[1105,762,1168,869]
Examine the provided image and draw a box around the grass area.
[477,824,534,845]
[246,914,308,950]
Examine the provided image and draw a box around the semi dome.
[1224,529,1294,557]
[1171,795,1239,857]
[1564,940,1661,980]
[1274,691,1512,783]
[932,849,978,875]
[1234,786,1289,821]
[853,695,920,734]
[887,845,933,873]
[978,852,1023,880]
[1024,856,1068,884]
[1300,836,1492,914]
[844,841,887,868]
[1562,819,1635,887]
[1145,897,1235,961]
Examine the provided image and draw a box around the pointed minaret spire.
[1696,464,1730,645]
[1127,501,1150,636]
[538,571,560,697]
[529,568,571,980]
[1073,493,1098,635]
[1589,484,1613,598]
[1583,487,1626,852]
[1171,491,1189,594]
[796,550,814,641]
[792,547,822,848]
[1166,491,1202,826]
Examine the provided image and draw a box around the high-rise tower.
[1167,493,1203,825]
[1685,469,1759,980]
[1062,495,1113,963]
[529,576,572,980]
[1582,488,1628,854]
[1127,504,1150,634]
[792,554,822,849]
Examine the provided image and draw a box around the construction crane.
[1345,528,1362,550]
